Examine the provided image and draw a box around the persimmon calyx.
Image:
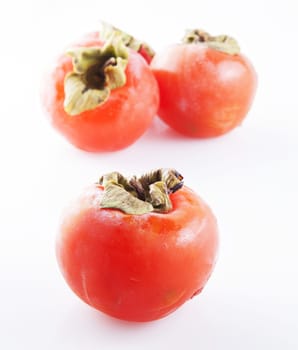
[100,21,155,61]
[183,29,240,55]
[98,168,184,215]
[64,35,128,116]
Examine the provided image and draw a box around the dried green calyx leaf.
[183,29,240,55]
[98,168,184,215]
[64,36,129,116]
[100,21,155,62]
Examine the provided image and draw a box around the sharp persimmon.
[56,169,219,322]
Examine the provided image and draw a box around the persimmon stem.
[183,29,240,55]
[99,169,184,215]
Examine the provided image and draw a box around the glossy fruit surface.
[151,31,257,137]
[43,36,159,151]
[56,170,219,321]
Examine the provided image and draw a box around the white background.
[1,0,298,349]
